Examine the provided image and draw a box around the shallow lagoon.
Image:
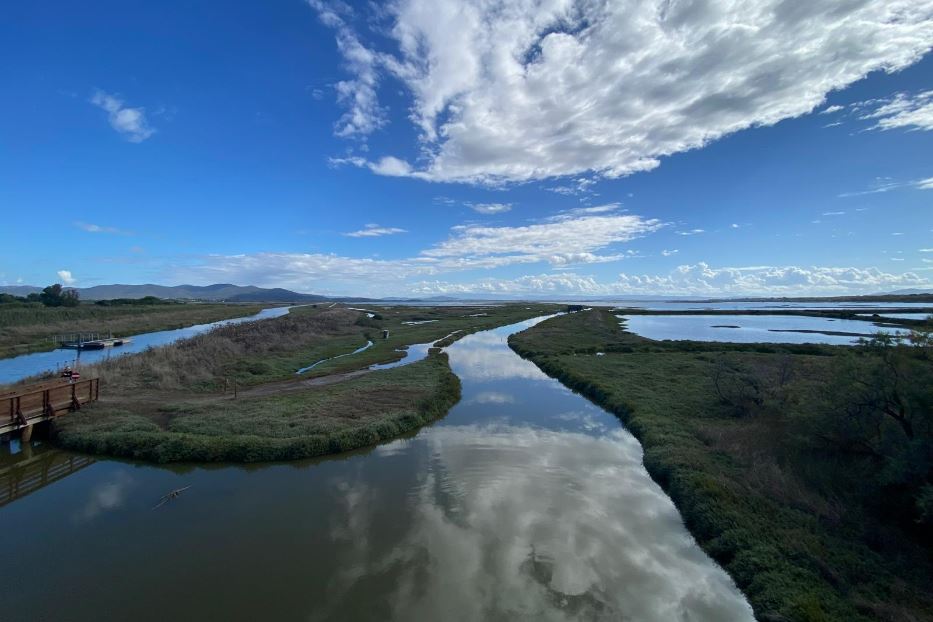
[619,314,911,345]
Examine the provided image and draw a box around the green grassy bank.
[0,302,267,359]
[54,350,460,463]
[509,310,933,622]
[46,304,556,463]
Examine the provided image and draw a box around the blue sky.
[1,0,932,297]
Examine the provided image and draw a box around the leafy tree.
[819,332,933,525]
[38,283,80,307]
[62,288,80,306]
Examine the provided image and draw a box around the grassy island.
[509,309,933,622]
[54,349,460,463]
[47,303,558,463]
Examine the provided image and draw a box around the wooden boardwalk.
[1,377,100,436]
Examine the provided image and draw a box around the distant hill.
[0,283,374,303]
[224,288,331,303]
[885,289,933,296]
[0,285,41,297]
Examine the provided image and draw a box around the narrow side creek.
[0,316,753,621]
[295,340,374,374]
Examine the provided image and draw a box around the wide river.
[0,316,753,621]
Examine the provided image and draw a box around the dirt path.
[97,366,375,411]
[237,368,372,398]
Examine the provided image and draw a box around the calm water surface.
[0,317,753,621]
[0,306,291,385]
[611,301,933,311]
[620,314,912,345]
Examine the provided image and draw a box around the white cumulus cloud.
[316,0,933,184]
[614,263,928,296]
[57,270,75,285]
[90,91,155,142]
[422,211,663,266]
[169,209,663,294]
[172,252,930,297]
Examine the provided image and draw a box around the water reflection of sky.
[332,320,753,621]
[327,424,753,621]
[0,315,754,621]
[620,313,911,345]
[369,341,433,370]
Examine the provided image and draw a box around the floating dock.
[53,333,131,350]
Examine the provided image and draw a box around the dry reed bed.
[0,303,265,357]
[84,307,362,393]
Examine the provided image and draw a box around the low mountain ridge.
[0,283,354,302]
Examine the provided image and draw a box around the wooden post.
[233,379,238,399]
[43,390,54,418]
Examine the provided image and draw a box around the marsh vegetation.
[0,300,266,358]
[48,303,557,462]
[510,309,933,622]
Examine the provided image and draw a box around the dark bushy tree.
[39,283,80,307]
[819,332,933,526]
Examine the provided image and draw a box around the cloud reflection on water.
[76,471,134,521]
[326,423,753,622]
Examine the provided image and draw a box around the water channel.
[0,306,291,385]
[0,316,753,621]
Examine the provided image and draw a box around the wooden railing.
[1,377,100,435]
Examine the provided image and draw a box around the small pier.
[1,377,100,437]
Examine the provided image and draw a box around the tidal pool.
[0,317,753,621]
[619,314,911,345]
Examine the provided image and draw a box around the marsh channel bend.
[0,316,753,622]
